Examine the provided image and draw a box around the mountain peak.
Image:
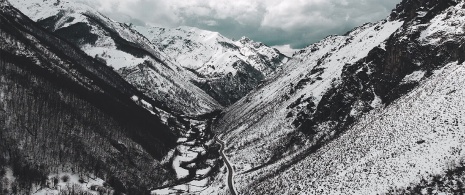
[238,36,268,49]
[239,36,252,43]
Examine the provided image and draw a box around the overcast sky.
[82,0,402,52]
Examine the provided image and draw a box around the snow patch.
[402,70,425,83]
[33,172,105,195]
[370,93,383,109]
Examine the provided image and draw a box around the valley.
[2,0,465,194]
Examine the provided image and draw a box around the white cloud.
[203,20,218,26]
[261,1,335,30]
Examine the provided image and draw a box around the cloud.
[261,0,333,29]
[82,0,181,27]
[85,0,402,49]
[202,20,218,26]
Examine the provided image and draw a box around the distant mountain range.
[135,26,289,106]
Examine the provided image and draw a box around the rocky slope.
[212,0,465,194]
[135,26,289,106]
[10,0,222,115]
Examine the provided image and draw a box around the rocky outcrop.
[297,0,465,137]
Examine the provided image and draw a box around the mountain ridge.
[135,25,289,106]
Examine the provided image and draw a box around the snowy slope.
[10,0,222,115]
[211,0,465,194]
[135,26,289,105]
[244,61,465,194]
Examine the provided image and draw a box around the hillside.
[135,26,289,106]
[0,0,185,193]
[239,61,465,194]
[211,0,465,194]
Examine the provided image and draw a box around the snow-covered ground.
[151,178,210,195]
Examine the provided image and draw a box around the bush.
[61,175,70,183]
[1,177,9,193]
[53,177,59,186]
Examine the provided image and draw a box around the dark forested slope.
[0,1,179,193]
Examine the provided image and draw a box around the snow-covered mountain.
[10,0,222,115]
[210,0,465,194]
[4,0,465,193]
[135,26,289,105]
[9,0,288,110]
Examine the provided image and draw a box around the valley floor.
[151,116,224,194]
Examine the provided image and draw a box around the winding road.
[215,135,237,195]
